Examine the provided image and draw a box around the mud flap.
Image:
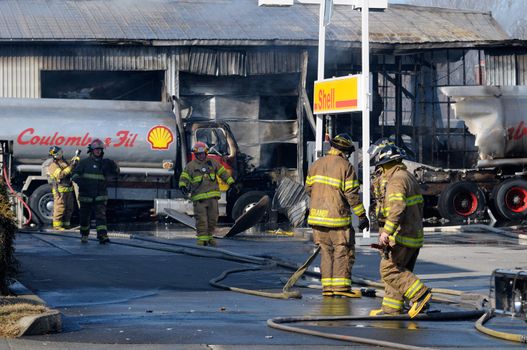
[222,195,270,238]
[164,208,197,230]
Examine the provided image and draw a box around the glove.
[358,216,370,231]
[232,183,242,194]
[180,186,189,196]
[70,156,80,166]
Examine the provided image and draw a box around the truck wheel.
[231,191,269,222]
[437,181,486,223]
[493,178,527,221]
[28,184,54,225]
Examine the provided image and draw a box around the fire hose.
[19,230,517,348]
[3,163,32,225]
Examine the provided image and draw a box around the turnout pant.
[312,226,355,293]
[52,190,75,229]
[79,199,108,239]
[193,198,219,242]
[380,244,428,314]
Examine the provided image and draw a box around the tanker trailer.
[419,86,527,223]
[0,97,252,225]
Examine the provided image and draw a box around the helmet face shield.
[88,138,105,156]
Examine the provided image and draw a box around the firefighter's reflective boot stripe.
[408,288,432,318]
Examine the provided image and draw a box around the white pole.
[315,0,326,160]
[361,0,371,238]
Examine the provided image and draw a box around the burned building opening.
[41,71,164,101]
[180,72,300,174]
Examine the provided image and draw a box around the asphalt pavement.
[2,222,527,349]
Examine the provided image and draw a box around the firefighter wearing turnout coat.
[179,142,235,247]
[305,134,369,298]
[47,146,80,230]
[369,143,432,318]
[72,139,119,244]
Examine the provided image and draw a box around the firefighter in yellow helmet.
[369,142,431,318]
[179,141,235,246]
[305,133,369,298]
[47,146,80,230]
[71,139,119,244]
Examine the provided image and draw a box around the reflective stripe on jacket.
[48,159,75,189]
[379,163,424,248]
[179,157,234,202]
[305,147,364,228]
[71,156,119,201]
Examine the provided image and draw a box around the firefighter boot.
[369,308,401,316]
[98,234,110,245]
[208,238,217,247]
[333,289,362,298]
[81,235,89,244]
[408,289,432,318]
[196,240,208,246]
[322,291,334,297]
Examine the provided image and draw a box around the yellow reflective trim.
[384,220,398,234]
[190,175,203,183]
[191,191,221,201]
[389,233,424,248]
[180,172,191,180]
[353,204,365,216]
[406,194,424,206]
[388,193,405,201]
[306,175,343,189]
[382,297,404,310]
[82,173,105,180]
[178,182,187,188]
[52,168,62,177]
[307,215,351,227]
[405,280,424,299]
[217,166,226,176]
[226,177,235,185]
[344,180,360,191]
[96,225,107,230]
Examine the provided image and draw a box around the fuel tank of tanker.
[441,86,527,160]
[0,98,178,168]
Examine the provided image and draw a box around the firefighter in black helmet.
[47,146,79,230]
[305,133,369,298]
[72,139,119,244]
[369,142,431,317]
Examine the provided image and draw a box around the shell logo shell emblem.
[147,125,174,150]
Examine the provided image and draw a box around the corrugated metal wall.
[0,46,173,98]
[0,45,302,98]
[485,53,516,86]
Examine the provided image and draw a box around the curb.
[8,281,62,337]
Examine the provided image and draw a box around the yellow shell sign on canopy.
[313,74,363,114]
[147,125,174,150]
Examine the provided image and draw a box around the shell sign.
[147,125,174,150]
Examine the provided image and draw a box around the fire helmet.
[329,133,355,153]
[48,146,63,159]
[192,141,209,154]
[373,143,406,166]
[367,137,394,162]
[87,139,105,154]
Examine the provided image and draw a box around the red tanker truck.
[0,97,273,225]
[413,86,527,224]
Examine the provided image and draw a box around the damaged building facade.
[0,0,519,187]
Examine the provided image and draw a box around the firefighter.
[369,143,432,318]
[72,139,119,244]
[305,133,369,298]
[367,138,394,228]
[179,141,235,246]
[47,146,80,230]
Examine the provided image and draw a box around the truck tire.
[28,184,54,225]
[231,191,269,222]
[437,181,486,223]
[492,178,527,221]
